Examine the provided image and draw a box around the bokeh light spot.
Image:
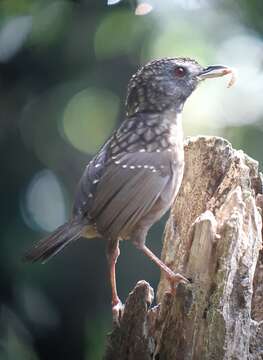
[21,169,67,232]
[146,20,211,63]
[135,3,153,16]
[0,16,32,62]
[62,88,119,154]
[107,0,122,5]
[20,286,59,327]
[94,10,146,59]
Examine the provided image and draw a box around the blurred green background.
[0,0,262,359]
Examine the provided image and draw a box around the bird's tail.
[23,220,84,263]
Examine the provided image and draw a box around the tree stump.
[104,136,263,360]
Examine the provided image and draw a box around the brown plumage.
[24,58,233,322]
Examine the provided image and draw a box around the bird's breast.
[168,114,184,163]
[166,115,185,203]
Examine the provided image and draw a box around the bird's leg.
[136,243,189,290]
[106,240,123,323]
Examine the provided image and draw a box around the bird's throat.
[164,111,184,161]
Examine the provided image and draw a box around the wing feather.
[90,151,171,239]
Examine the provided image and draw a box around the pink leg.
[139,244,189,289]
[107,241,123,323]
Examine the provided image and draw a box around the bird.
[24,57,233,322]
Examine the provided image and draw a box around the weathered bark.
[104,136,263,360]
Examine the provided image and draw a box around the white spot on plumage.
[129,165,135,169]
[93,179,99,184]
[156,149,161,152]
[122,164,127,168]
[143,165,148,169]
[139,149,146,152]
[114,160,121,164]
[95,163,101,168]
[88,193,93,198]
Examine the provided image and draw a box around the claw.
[166,272,189,293]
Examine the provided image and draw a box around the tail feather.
[23,220,84,263]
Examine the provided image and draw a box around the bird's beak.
[198,65,232,80]
[198,65,236,87]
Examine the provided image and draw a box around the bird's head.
[126,57,233,117]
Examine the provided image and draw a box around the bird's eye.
[174,66,186,77]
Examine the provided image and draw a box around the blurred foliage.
[62,88,119,153]
[85,318,108,360]
[0,0,263,359]
[94,10,150,59]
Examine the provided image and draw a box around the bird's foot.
[166,272,189,294]
[112,298,124,326]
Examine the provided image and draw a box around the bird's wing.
[72,140,110,218]
[89,150,173,240]
[73,113,162,220]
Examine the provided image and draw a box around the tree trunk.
[104,136,263,360]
